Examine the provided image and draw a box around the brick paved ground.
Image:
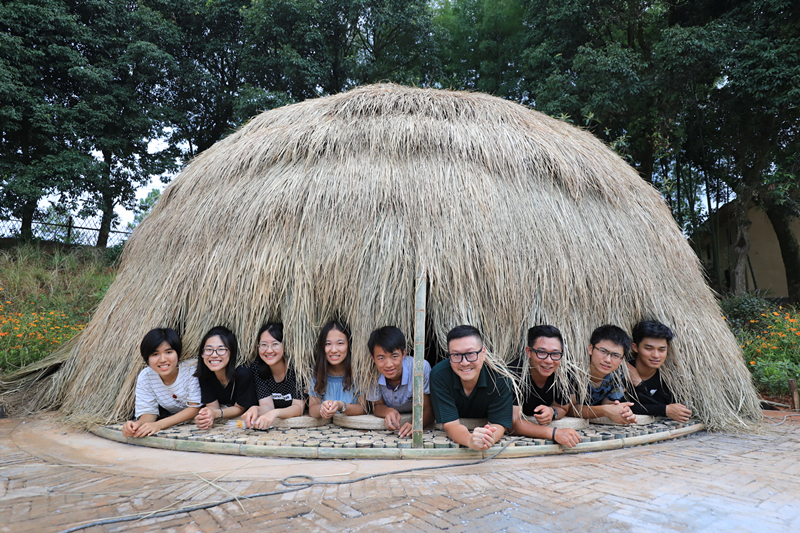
[1,412,798,533]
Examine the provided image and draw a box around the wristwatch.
[552,407,559,420]
[339,402,347,414]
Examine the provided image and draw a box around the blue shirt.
[366,356,430,413]
[309,374,359,404]
[587,371,625,405]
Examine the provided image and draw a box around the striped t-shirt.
[134,359,202,418]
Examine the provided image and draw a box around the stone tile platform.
[96,418,704,459]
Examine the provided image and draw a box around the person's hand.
[254,411,277,430]
[384,409,401,431]
[241,406,259,429]
[666,403,692,423]
[626,362,642,386]
[470,424,498,450]
[397,422,413,438]
[122,421,138,438]
[195,407,214,430]
[533,405,554,426]
[319,400,340,419]
[607,401,637,425]
[133,421,161,438]
[554,428,581,448]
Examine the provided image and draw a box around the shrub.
[739,305,800,395]
[0,244,116,372]
[719,291,775,334]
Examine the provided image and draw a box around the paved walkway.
[1,412,798,532]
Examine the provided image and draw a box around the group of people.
[122,319,691,451]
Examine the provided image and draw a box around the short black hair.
[632,320,674,344]
[139,328,182,364]
[256,323,284,380]
[447,325,483,346]
[589,324,631,355]
[527,325,563,348]
[195,326,238,383]
[368,326,406,355]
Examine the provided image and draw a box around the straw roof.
[27,83,759,430]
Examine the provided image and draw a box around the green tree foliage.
[0,0,96,239]
[435,0,525,98]
[126,188,161,231]
[68,1,179,248]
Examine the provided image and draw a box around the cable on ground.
[57,438,522,533]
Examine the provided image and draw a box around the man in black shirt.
[509,325,581,448]
[627,320,692,423]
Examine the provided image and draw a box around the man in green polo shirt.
[430,325,514,450]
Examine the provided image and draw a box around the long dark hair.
[313,320,353,396]
[255,322,284,380]
[194,326,238,383]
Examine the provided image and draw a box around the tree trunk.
[763,202,800,303]
[731,188,754,295]
[19,197,38,242]
[95,151,114,248]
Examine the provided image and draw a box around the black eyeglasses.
[449,349,482,363]
[203,347,229,356]
[593,346,623,361]
[531,349,563,361]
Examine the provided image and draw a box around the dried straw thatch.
[24,84,758,430]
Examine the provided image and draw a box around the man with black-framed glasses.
[509,325,581,447]
[429,325,514,450]
[567,324,637,425]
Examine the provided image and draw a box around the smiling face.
[202,335,230,374]
[632,337,669,372]
[372,346,405,384]
[258,330,285,367]
[588,339,625,380]
[148,341,179,384]
[448,335,485,386]
[324,327,349,370]
[525,336,563,380]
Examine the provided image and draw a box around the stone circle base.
[94,417,704,459]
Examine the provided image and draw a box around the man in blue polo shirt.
[430,325,514,450]
[366,326,434,437]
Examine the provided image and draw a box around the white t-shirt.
[134,359,202,418]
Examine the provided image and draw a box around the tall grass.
[0,244,117,372]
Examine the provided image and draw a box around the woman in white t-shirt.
[122,328,202,438]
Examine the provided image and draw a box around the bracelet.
[217,408,224,421]
[552,427,557,441]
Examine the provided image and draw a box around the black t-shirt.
[250,361,307,409]
[199,365,256,409]
[509,357,569,416]
[627,368,675,416]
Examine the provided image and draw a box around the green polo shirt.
[429,359,514,429]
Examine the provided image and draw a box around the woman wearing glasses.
[241,323,306,429]
[194,326,256,429]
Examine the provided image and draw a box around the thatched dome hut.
[37,84,758,429]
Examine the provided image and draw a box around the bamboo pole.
[412,266,426,448]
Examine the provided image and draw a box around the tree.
[435,0,526,98]
[68,1,179,248]
[697,0,800,298]
[0,0,95,240]
[126,188,161,231]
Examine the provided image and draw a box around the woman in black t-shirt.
[194,326,255,429]
[241,323,306,429]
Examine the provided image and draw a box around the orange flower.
[750,361,756,365]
